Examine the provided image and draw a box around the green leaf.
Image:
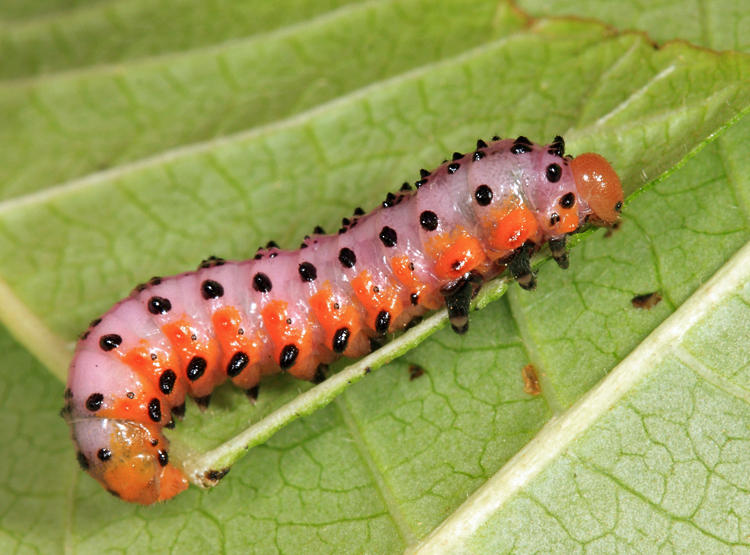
[1,1,749,553]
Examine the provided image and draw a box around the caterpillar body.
[62,136,623,504]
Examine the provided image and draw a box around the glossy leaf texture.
[0,0,748,552]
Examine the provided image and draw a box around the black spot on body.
[187,356,207,381]
[474,185,493,206]
[158,450,169,467]
[410,293,419,305]
[560,192,576,209]
[148,296,172,315]
[86,393,103,412]
[279,344,299,370]
[338,248,356,268]
[332,327,350,353]
[476,139,488,148]
[473,150,485,161]
[227,351,249,377]
[97,448,111,462]
[447,163,460,174]
[420,210,438,231]
[420,168,431,178]
[201,280,224,299]
[615,201,623,212]
[148,398,161,422]
[253,273,272,293]
[99,334,122,351]
[298,262,317,282]
[546,163,562,183]
[379,226,397,247]
[415,178,427,188]
[400,182,412,191]
[550,213,560,226]
[159,369,176,394]
[375,310,390,334]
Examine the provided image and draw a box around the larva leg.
[442,272,483,334]
[313,364,328,384]
[548,236,569,269]
[194,395,212,410]
[509,242,537,290]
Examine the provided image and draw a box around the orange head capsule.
[570,153,624,224]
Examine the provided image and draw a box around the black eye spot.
[187,356,207,381]
[615,201,623,212]
[549,213,560,226]
[227,351,249,377]
[97,448,112,461]
[99,334,122,351]
[148,398,161,422]
[158,450,169,467]
[86,393,104,412]
[253,273,272,293]
[447,163,460,174]
[201,280,224,300]
[148,296,172,315]
[546,163,562,183]
[338,248,356,268]
[419,210,438,231]
[298,262,317,282]
[474,185,493,206]
[560,193,575,209]
[159,369,176,395]
[379,226,397,247]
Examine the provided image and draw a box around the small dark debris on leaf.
[631,292,662,309]
[205,468,230,484]
[522,364,540,396]
[408,364,425,381]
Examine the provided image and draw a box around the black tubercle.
[549,135,565,157]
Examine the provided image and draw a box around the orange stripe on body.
[428,228,487,281]
[309,285,360,354]
[260,300,314,378]
[350,270,403,333]
[211,305,264,388]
